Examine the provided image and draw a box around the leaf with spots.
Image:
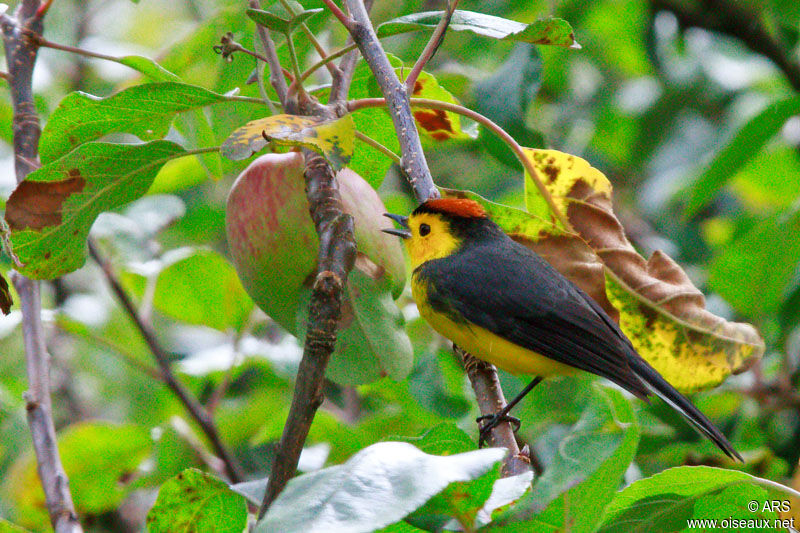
[39,82,226,163]
[378,10,579,48]
[523,148,764,392]
[401,69,477,141]
[221,113,355,170]
[146,468,247,533]
[5,141,186,280]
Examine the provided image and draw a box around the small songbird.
[383,197,741,460]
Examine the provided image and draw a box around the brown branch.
[404,0,459,93]
[344,0,438,201]
[259,148,357,516]
[87,240,244,483]
[339,0,527,475]
[329,0,372,103]
[456,348,532,476]
[249,0,290,105]
[2,3,83,531]
[321,0,354,30]
[251,1,359,513]
[652,0,800,92]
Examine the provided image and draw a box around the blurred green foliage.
[1,0,800,530]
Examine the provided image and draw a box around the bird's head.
[383,198,491,269]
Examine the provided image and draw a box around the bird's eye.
[419,223,431,237]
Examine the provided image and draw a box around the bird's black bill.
[382,213,411,239]
[382,228,411,239]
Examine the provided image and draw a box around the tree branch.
[87,240,244,483]
[259,148,357,516]
[404,0,459,93]
[344,0,438,201]
[2,3,83,531]
[249,0,290,105]
[456,348,532,476]
[339,0,528,475]
[329,0,372,104]
[255,6,358,513]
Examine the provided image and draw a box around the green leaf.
[378,10,579,47]
[491,387,639,532]
[149,248,254,332]
[407,463,501,531]
[5,422,151,522]
[256,442,506,533]
[221,113,356,170]
[39,82,225,163]
[297,268,413,384]
[397,423,475,456]
[147,468,247,533]
[0,519,29,533]
[473,44,545,167]
[246,7,323,34]
[709,209,800,316]
[117,56,181,82]
[405,69,477,141]
[348,59,400,188]
[5,141,186,279]
[597,466,800,532]
[685,95,800,218]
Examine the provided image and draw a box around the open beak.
[382,213,411,239]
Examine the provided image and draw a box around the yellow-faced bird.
[383,198,741,460]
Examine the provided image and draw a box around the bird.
[383,197,741,461]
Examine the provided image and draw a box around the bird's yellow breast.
[412,275,577,377]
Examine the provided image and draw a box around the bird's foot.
[476,412,521,448]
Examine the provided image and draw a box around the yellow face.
[405,212,462,269]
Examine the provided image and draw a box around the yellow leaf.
[523,148,764,393]
[221,114,355,170]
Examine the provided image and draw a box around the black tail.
[628,356,742,461]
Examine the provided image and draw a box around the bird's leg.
[477,376,544,447]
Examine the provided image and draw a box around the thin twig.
[354,130,400,163]
[300,42,356,84]
[277,0,340,79]
[250,0,290,105]
[87,240,244,483]
[321,0,353,30]
[29,33,120,62]
[55,317,163,381]
[329,0,371,103]
[0,70,10,80]
[348,96,570,229]
[2,2,83,531]
[404,1,459,93]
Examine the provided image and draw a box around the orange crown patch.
[422,198,487,219]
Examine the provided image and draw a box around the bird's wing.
[422,240,649,397]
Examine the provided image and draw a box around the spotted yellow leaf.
[522,148,764,392]
[221,114,355,170]
[402,70,477,141]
